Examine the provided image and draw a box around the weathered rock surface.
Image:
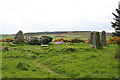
[101,31,106,46]
[14,30,24,43]
[93,32,103,48]
[88,32,94,44]
[26,36,53,45]
[26,36,39,45]
[41,36,53,44]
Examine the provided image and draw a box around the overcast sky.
[0,0,119,34]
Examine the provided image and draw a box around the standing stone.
[93,32,103,48]
[88,32,94,44]
[14,30,24,43]
[101,31,106,46]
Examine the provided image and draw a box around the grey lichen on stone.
[93,31,103,49]
[88,32,94,44]
[26,36,53,45]
[14,30,24,43]
[26,36,39,45]
[101,31,106,46]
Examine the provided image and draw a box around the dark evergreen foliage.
[111,8,120,37]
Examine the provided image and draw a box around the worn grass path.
[27,53,67,78]
[32,59,67,78]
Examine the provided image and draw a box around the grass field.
[0,31,112,40]
[0,35,14,40]
[0,33,118,78]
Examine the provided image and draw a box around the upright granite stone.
[88,32,94,44]
[101,31,106,46]
[93,32,103,48]
[14,30,24,43]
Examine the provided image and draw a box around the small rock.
[69,43,74,45]
[0,46,9,51]
[41,45,49,47]
[54,41,64,45]
[5,46,9,50]
[10,42,14,46]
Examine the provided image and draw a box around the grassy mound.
[16,62,30,71]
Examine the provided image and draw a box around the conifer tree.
[111,8,120,37]
[111,3,120,59]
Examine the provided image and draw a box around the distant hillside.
[24,31,91,36]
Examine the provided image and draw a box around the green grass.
[1,34,85,41]
[1,41,118,78]
[38,34,87,40]
[0,35,15,39]
[1,33,110,41]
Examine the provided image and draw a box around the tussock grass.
[2,41,118,78]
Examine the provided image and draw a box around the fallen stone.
[40,36,53,44]
[26,36,53,45]
[26,37,39,45]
